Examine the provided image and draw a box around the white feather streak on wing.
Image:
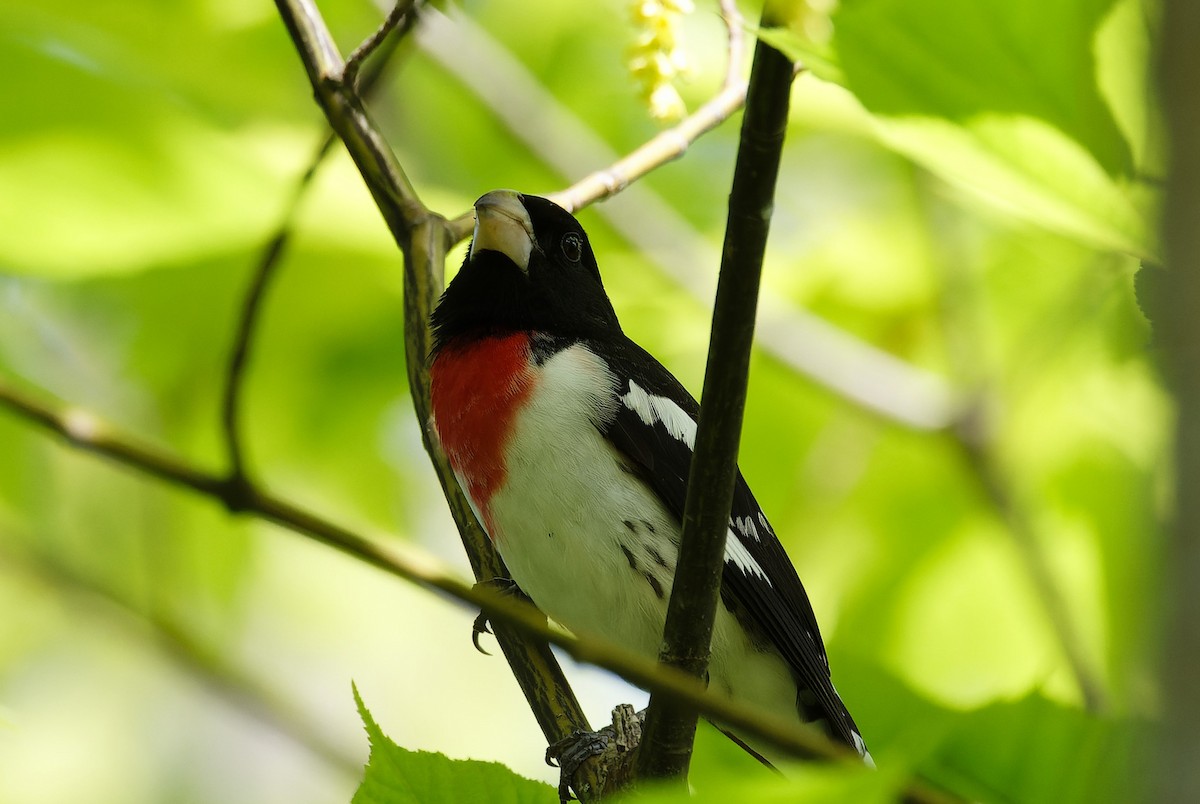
[620,380,697,448]
[620,381,769,583]
[725,527,770,582]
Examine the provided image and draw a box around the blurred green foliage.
[0,0,1160,802]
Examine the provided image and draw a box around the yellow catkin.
[627,0,694,122]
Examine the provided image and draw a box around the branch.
[343,0,414,89]
[0,378,961,804]
[0,386,844,768]
[271,0,605,795]
[717,0,745,92]
[1157,0,1200,799]
[221,134,333,483]
[636,14,795,783]
[544,0,747,214]
[425,6,747,235]
[223,5,414,486]
[421,8,960,430]
[545,81,748,215]
[274,0,425,242]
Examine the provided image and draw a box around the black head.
[430,191,621,353]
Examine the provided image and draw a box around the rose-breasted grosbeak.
[429,190,870,765]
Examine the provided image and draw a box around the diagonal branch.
[274,0,425,241]
[269,0,605,795]
[0,380,847,765]
[423,8,960,431]
[222,6,414,486]
[429,6,748,238]
[344,0,415,89]
[636,13,795,783]
[0,378,963,804]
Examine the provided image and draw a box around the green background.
[0,0,1159,801]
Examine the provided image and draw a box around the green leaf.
[932,694,1145,804]
[352,685,556,804]
[833,660,1143,804]
[626,764,905,804]
[753,26,844,84]
[762,0,1155,257]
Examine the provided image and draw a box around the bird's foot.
[546,704,644,802]
[471,577,532,655]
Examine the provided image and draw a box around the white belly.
[479,345,800,717]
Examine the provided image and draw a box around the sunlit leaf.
[353,686,555,804]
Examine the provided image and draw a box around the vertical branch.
[636,15,795,782]
[222,134,335,487]
[404,218,604,798]
[1156,0,1200,800]
[272,1,602,794]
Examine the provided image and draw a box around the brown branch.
[636,12,795,783]
[273,0,425,241]
[1157,0,1200,800]
[270,0,605,795]
[343,0,414,89]
[0,378,961,804]
[222,4,413,485]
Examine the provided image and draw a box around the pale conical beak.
[470,189,535,272]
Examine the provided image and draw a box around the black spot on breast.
[646,546,671,570]
[642,571,664,599]
[643,520,656,534]
[623,520,637,533]
[620,543,638,570]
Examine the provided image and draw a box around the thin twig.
[0,378,962,804]
[546,81,748,214]
[222,135,335,484]
[717,0,744,91]
[421,8,961,430]
[272,1,607,796]
[344,0,415,89]
[222,12,412,486]
[1157,1,1200,799]
[274,0,424,240]
[636,14,795,783]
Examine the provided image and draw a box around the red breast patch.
[430,333,537,538]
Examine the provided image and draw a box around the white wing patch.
[621,381,770,585]
[725,528,769,582]
[853,731,875,767]
[733,515,761,542]
[620,380,697,448]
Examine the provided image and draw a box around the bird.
[428,189,870,769]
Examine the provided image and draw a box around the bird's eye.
[560,233,583,263]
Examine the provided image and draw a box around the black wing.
[591,335,865,753]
